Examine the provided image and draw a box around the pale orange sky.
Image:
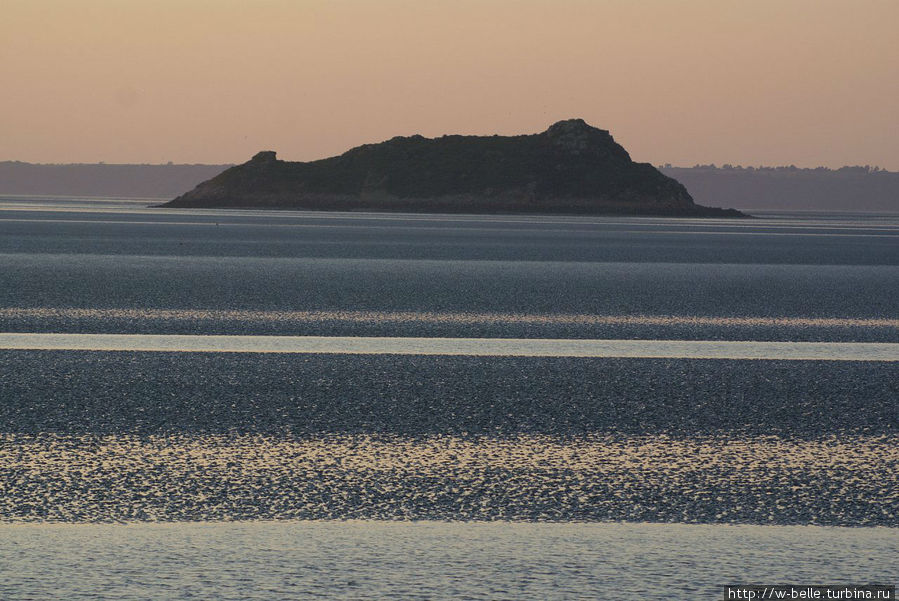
[2,0,897,168]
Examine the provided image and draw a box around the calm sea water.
[1,200,897,599]
[1,521,895,601]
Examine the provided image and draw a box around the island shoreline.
[160,120,748,218]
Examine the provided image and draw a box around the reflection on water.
[3,306,898,328]
[1,203,896,599]
[1,333,898,360]
[2,433,895,525]
[0,521,894,601]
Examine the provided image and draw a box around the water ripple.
[2,433,895,525]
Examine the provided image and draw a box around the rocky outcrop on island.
[162,119,745,216]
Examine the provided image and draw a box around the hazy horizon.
[3,0,898,169]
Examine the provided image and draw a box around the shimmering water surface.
[1,522,895,601]
[3,433,896,524]
[1,199,897,598]
[2,332,898,360]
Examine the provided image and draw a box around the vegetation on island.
[162,120,745,217]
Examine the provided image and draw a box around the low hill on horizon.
[3,151,896,214]
[660,165,899,212]
[160,120,741,216]
[0,162,230,199]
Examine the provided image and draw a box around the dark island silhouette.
[162,119,745,216]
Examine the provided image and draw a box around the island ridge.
[162,119,745,216]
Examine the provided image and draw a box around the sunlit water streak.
[3,306,897,328]
[1,332,897,360]
[1,433,895,525]
[4,215,898,236]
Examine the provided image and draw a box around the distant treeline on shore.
[664,163,892,173]
[660,165,898,211]
[1,160,896,212]
[0,162,231,199]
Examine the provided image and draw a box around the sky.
[2,0,897,169]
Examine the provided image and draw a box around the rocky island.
[163,119,744,216]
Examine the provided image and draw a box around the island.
[162,119,745,216]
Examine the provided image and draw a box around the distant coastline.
[0,162,230,200]
[3,161,896,213]
[660,165,899,212]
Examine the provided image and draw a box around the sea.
[0,196,896,600]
